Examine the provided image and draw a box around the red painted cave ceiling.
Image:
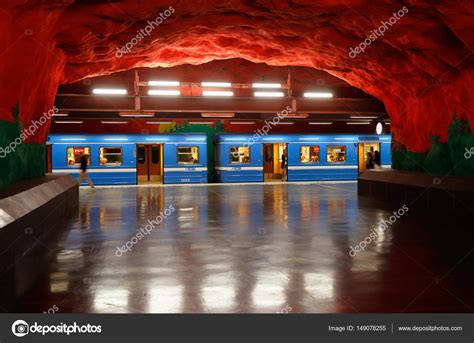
[0,0,472,152]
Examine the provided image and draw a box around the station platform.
[359,168,474,214]
[0,174,78,310]
[7,181,474,313]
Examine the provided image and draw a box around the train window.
[327,146,346,163]
[151,146,160,164]
[99,147,122,165]
[230,146,250,164]
[300,146,320,163]
[177,146,199,164]
[137,146,145,164]
[66,147,91,166]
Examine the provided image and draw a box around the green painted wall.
[392,114,474,176]
[0,104,45,187]
[164,121,225,181]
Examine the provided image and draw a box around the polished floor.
[15,182,474,313]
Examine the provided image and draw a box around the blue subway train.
[215,134,391,182]
[47,133,391,185]
[47,134,208,185]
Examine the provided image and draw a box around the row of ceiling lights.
[91,81,333,98]
[53,110,385,121]
[58,80,387,126]
[54,120,390,125]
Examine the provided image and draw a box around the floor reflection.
[14,183,474,313]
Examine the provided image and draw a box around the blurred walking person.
[77,153,94,188]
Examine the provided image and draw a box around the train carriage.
[48,133,391,185]
[48,134,208,185]
[215,134,391,182]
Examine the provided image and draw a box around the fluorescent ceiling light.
[346,122,370,125]
[350,115,377,119]
[304,92,333,98]
[100,121,127,124]
[148,81,180,86]
[119,112,154,117]
[53,112,68,117]
[276,122,294,125]
[285,113,308,118]
[385,122,391,125]
[148,90,181,96]
[54,121,83,124]
[252,83,281,89]
[146,121,172,125]
[254,91,284,97]
[202,91,234,97]
[189,121,214,125]
[309,122,333,125]
[201,113,235,118]
[92,88,127,95]
[230,121,256,125]
[201,82,232,88]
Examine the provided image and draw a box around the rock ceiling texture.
[0,0,472,152]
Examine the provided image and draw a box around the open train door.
[358,142,381,174]
[263,144,274,181]
[264,143,287,182]
[136,144,163,184]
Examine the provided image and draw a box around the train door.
[263,143,287,182]
[358,142,381,174]
[136,144,163,184]
[45,144,52,173]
